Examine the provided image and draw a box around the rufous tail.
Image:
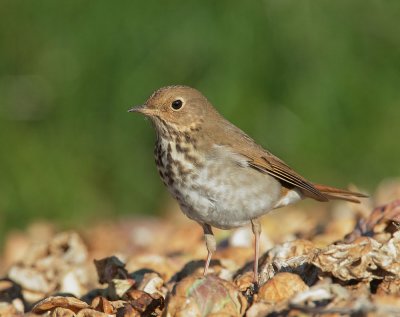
[313,184,367,203]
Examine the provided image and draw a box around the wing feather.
[207,116,328,201]
[245,154,328,201]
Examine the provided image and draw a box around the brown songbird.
[129,85,366,283]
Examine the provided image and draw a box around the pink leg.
[251,219,261,284]
[202,223,216,275]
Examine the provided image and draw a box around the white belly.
[184,157,282,229]
[157,140,283,229]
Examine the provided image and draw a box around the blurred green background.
[1,1,399,237]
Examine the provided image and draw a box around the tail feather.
[313,183,368,203]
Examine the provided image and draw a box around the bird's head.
[129,86,214,135]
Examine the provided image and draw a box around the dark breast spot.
[175,142,191,154]
[184,133,191,142]
[175,142,183,153]
[190,125,202,132]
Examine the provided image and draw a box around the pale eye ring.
[171,99,183,110]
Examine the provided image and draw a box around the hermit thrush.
[129,86,366,283]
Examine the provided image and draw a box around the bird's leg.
[251,219,261,284]
[202,223,216,276]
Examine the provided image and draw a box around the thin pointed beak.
[128,104,146,113]
[128,104,157,116]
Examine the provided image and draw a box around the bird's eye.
[171,99,183,110]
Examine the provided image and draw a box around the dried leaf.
[7,232,90,300]
[0,279,22,302]
[11,298,24,314]
[372,294,400,309]
[91,296,115,314]
[94,256,129,284]
[49,232,88,265]
[166,275,247,317]
[258,272,308,304]
[344,200,400,243]
[312,232,400,281]
[51,307,75,317]
[258,239,317,285]
[126,254,178,282]
[109,300,127,311]
[245,301,272,317]
[136,272,165,297]
[112,279,136,298]
[76,308,111,317]
[60,270,88,297]
[22,289,48,303]
[376,278,400,296]
[32,296,89,314]
[234,271,254,292]
[0,302,24,317]
[124,289,164,315]
[116,304,140,317]
[290,280,349,305]
[8,265,55,293]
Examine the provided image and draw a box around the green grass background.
[0,1,399,235]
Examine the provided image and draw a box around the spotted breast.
[154,135,285,229]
